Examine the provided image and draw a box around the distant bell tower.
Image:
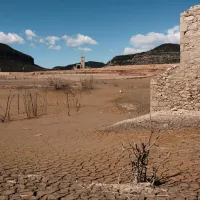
[81,52,85,69]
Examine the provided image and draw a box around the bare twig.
[0,90,15,122]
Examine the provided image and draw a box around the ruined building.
[74,52,85,69]
[151,5,200,111]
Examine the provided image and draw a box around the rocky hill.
[108,43,180,66]
[0,43,45,72]
[53,61,105,70]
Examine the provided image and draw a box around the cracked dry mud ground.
[0,78,199,200]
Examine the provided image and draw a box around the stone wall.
[151,5,200,112]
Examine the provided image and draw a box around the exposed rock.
[104,110,200,132]
[171,107,178,111]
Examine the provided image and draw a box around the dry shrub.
[118,116,170,186]
[63,86,82,116]
[62,76,96,114]
[21,89,47,118]
[80,76,95,92]
[52,83,82,116]
[0,90,15,122]
[46,76,67,90]
[45,76,83,115]
[46,76,96,115]
[0,89,48,122]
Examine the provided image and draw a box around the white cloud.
[110,49,114,53]
[25,29,37,40]
[124,25,180,55]
[62,34,98,47]
[30,43,36,48]
[130,32,166,49]
[39,38,45,43]
[48,45,61,50]
[123,47,145,55]
[0,32,25,44]
[0,30,98,52]
[45,36,60,45]
[167,25,179,35]
[166,25,180,43]
[78,47,92,52]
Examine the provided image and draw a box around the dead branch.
[117,113,171,186]
[0,90,15,122]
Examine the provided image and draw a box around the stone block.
[195,103,200,108]
[151,101,159,107]
[181,37,190,44]
[158,101,167,107]
[185,30,195,37]
[150,78,158,85]
[188,22,198,30]
[180,21,188,32]
[181,51,190,61]
[180,44,184,52]
[185,16,194,21]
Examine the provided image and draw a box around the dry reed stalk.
[0,90,15,122]
[21,89,47,119]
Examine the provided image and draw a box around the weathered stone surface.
[151,4,200,112]
[0,196,8,200]
[2,190,15,196]
[180,22,188,32]
[185,16,194,21]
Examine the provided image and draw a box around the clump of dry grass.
[64,76,96,114]
[45,76,96,115]
[46,76,96,92]
[21,89,48,119]
[46,76,68,90]
[80,76,95,92]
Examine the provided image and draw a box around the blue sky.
[0,0,199,68]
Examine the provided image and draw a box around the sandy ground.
[0,63,178,82]
[0,66,199,200]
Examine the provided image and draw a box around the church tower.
[81,52,85,69]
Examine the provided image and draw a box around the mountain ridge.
[0,43,180,72]
[108,43,180,66]
[0,43,45,72]
[53,61,105,70]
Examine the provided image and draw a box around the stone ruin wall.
[151,5,200,112]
